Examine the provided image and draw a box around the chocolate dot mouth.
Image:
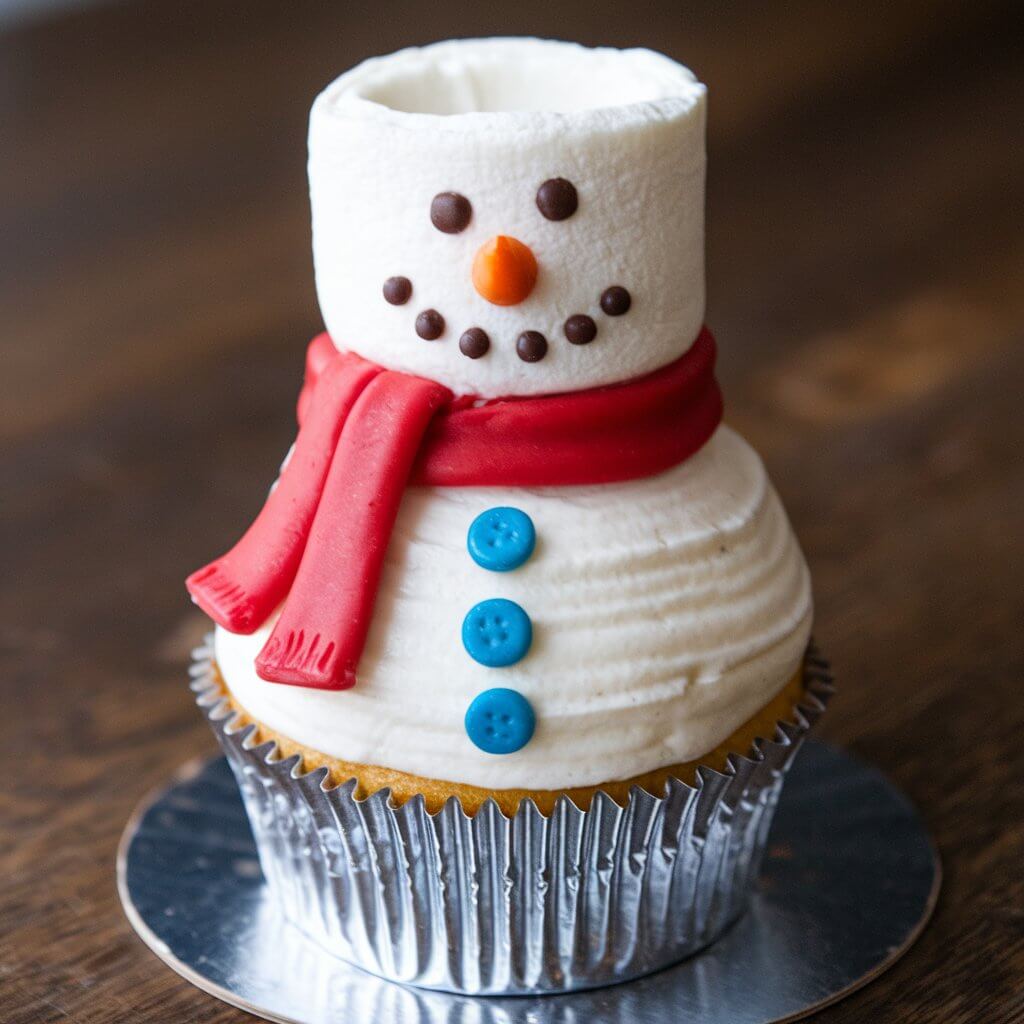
[600,285,631,316]
[459,327,490,359]
[415,309,445,340]
[564,313,597,345]
[516,330,548,363]
[383,275,412,305]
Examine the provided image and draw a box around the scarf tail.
[254,372,452,689]
[185,354,381,633]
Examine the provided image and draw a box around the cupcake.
[187,38,829,994]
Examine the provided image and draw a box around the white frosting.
[309,38,706,398]
[216,427,812,791]
[213,43,811,793]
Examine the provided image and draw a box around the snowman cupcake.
[188,38,830,995]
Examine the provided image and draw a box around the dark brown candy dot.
[430,192,472,234]
[459,327,490,359]
[563,314,597,345]
[415,309,445,340]
[516,330,548,363]
[382,276,412,305]
[600,285,632,316]
[536,178,578,221]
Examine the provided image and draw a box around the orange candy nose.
[472,236,538,306]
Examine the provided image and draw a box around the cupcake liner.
[191,640,833,995]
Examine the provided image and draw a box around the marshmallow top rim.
[313,38,705,134]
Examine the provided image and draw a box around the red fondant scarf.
[187,328,722,690]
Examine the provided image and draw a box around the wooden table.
[2,1,1022,1020]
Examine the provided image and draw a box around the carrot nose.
[472,235,538,306]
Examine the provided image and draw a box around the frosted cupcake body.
[216,425,812,792]
[208,40,811,793]
[191,38,825,995]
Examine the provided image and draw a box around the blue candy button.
[467,506,536,572]
[462,598,532,667]
[465,688,536,754]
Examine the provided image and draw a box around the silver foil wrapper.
[191,642,832,995]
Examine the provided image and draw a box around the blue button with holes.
[462,598,532,667]
[465,688,536,754]
[467,506,536,572]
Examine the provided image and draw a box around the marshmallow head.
[309,38,706,398]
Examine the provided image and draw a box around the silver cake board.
[117,740,940,1024]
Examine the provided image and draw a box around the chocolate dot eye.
[600,286,631,316]
[382,276,412,305]
[459,327,490,359]
[564,314,597,345]
[516,331,548,363]
[415,309,445,340]
[536,178,578,221]
[430,192,472,234]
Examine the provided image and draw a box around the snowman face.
[309,39,707,398]
[380,180,632,362]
